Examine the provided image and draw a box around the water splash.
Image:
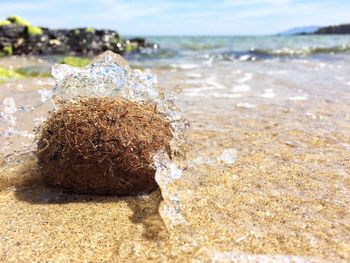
[189,148,237,167]
[51,51,182,126]
[153,147,237,230]
[0,97,37,159]
[1,97,17,126]
[153,151,186,228]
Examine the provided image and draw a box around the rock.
[0,24,26,38]
[37,97,172,195]
[129,37,160,49]
[0,15,159,56]
[314,23,350,34]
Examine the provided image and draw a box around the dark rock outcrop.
[0,16,159,56]
[314,24,350,34]
[128,37,159,49]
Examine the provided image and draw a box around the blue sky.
[0,0,349,35]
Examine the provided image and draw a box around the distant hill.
[314,23,350,34]
[279,26,320,35]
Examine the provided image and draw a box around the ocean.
[127,35,350,62]
[125,35,350,110]
[0,35,349,262]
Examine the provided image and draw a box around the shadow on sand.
[13,176,167,241]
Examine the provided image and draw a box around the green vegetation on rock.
[122,39,138,52]
[7,15,43,35]
[8,15,30,26]
[125,42,137,52]
[2,46,13,55]
[85,27,95,33]
[0,67,23,83]
[0,20,11,26]
[27,25,43,35]
[61,56,91,67]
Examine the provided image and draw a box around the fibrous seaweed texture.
[37,97,172,195]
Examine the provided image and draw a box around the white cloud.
[0,0,348,35]
[223,0,291,7]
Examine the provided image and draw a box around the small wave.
[186,72,202,78]
[287,95,308,101]
[179,42,226,51]
[127,37,350,63]
[236,73,253,83]
[253,45,350,57]
[259,89,276,98]
[236,103,256,109]
[231,84,251,93]
[125,48,178,60]
[267,70,287,75]
[183,91,242,98]
[170,64,199,70]
[254,45,350,56]
[217,44,350,61]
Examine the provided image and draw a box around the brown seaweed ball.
[36,97,172,195]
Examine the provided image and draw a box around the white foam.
[2,97,17,114]
[185,75,226,90]
[231,84,251,93]
[239,55,255,61]
[0,128,34,139]
[186,72,202,78]
[218,148,237,164]
[1,97,17,126]
[231,69,242,74]
[203,56,214,67]
[38,89,53,103]
[184,86,216,93]
[236,103,256,109]
[305,112,317,119]
[34,117,47,126]
[288,95,308,101]
[188,148,237,167]
[236,73,253,84]
[206,75,227,90]
[259,89,276,98]
[183,92,242,98]
[267,70,287,75]
[170,63,199,70]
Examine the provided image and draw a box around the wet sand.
[0,58,350,262]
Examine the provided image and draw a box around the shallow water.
[0,37,350,261]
